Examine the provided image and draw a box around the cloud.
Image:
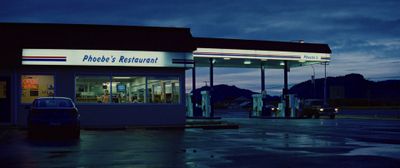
[1,0,399,95]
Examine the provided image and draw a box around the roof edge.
[0,22,191,31]
[194,37,332,54]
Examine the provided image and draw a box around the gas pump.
[186,93,193,117]
[201,91,211,117]
[278,98,285,117]
[288,94,300,117]
[278,94,300,118]
[252,94,263,117]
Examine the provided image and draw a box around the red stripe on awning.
[23,56,66,59]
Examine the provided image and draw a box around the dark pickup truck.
[302,99,338,119]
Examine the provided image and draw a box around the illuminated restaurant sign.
[22,49,192,68]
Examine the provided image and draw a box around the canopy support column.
[192,62,196,116]
[261,63,265,92]
[209,58,214,118]
[283,61,290,118]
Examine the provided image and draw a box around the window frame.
[74,74,112,105]
[146,76,181,104]
[74,73,181,105]
[111,76,147,104]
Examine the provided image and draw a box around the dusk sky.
[1,0,399,95]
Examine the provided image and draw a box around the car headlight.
[334,108,339,112]
[319,108,324,112]
[271,108,275,111]
[277,108,280,110]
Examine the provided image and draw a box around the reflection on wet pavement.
[1,118,399,167]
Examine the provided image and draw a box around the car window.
[311,101,323,106]
[304,100,323,107]
[36,99,74,108]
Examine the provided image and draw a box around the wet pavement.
[1,118,400,168]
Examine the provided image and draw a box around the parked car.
[262,104,279,116]
[27,97,80,138]
[301,99,338,119]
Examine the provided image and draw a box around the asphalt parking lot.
[1,118,400,168]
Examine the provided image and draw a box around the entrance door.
[0,77,11,123]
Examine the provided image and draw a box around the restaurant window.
[75,76,110,103]
[111,76,146,103]
[21,75,54,104]
[147,77,180,104]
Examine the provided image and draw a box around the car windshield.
[310,101,323,106]
[35,99,74,108]
[305,100,323,106]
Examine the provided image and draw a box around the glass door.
[0,76,11,123]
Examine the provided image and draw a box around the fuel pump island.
[186,38,331,119]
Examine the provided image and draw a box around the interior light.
[244,60,251,64]
[280,62,285,66]
[113,77,131,79]
[223,57,231,60]
[261,59,267,61]
[212,59,216,64]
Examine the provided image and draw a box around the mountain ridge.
[192,73,400,107]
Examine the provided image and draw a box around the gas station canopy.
[193,37,332,68]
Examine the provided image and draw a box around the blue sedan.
[27,97,80,138]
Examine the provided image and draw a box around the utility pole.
[311,65,316,98]
[323,62,328,106]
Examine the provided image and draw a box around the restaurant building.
[0,23,331,127]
